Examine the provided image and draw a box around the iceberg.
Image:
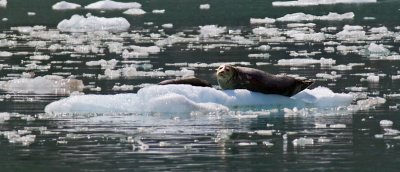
[52,1,81,10]
[44,85,353,114]
[57,14,130,32]
[85,0,141,10]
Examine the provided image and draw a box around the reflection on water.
[0,0,399,171]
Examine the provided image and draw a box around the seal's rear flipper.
[159,77,212,87]
[289,80,315,97]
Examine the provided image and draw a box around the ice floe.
[199,25,226,38]
[276,57,336,66]
[200,4,210,10]
[57,14,130,32]
[0,0,6,7]
[250,17,276,25]
[123,8,146,15]
[272,0,376,7]
[277,12,354,22]
[0,75,84,94]
[44,85,355,114]
[52,1,81,10]
[85,0,141,10]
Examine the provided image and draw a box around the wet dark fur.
[159,77,212,87]
[218,66,314,97]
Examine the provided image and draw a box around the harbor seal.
[159,77,212,87]
[216,64,314,97]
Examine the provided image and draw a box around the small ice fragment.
[123,8,146,15]
[0,112,10,122]
[250,17,276,24]
[238,142,257,146]
[52,1,81,10]
[0,51,12,57]
[317,137,331,143]
[380,120,393,127]
[162,23,173,29]
[315,123,327,128]
[28,12,36,16]
[0,0,6,8]
[254,130,274,136]
[85,0,141,10]
[199,4,210,10]
[330,124,346,128]
[292,137,314,146]
[152,9,165,14]
[262,141,274,147]
[2,18,7,21]
[199,25,226,38]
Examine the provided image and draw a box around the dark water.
[0,0,400,171]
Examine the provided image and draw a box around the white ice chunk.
[162,23,173,29]
[152,9,165,14]
[57,14,130,32]
[380,120,393,127]
[276,57,336,66]
[0,51,12,57]
[292,137,313,146]
[52,1,81,10]
[252,27,280,37]
[199,25,226,38]
[85,0,141,10]
[272,0,376,7]
[199,4,210,10]
[123,8,146,15]
[0,76,84,94]
[45,85,354,114]
[277,12,354,22]
[250,17,276,24]
[0,0,6,7]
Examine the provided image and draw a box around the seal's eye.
[226,68,230,72]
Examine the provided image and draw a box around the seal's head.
[216,64,236,89]
[216,64,234,79]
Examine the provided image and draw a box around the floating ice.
[292,137,313,146]
[272,0,376,7]
[380,120,393,127]
[0,75,84,94]
[52,1,81,10]
[276,57,335,66]
[152,9,165,14]
[0,0,6,7]
[44,85,354,114]
[200,4,210,10]
[277,12,354,22]
[162,23,173,29]
[250,17,276,24]
[123,8,146,15]
[199,25,226,38]
[252,27,280,37]
[85,0,141,10]
[57,14,130,32]
[0,51,12,57]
